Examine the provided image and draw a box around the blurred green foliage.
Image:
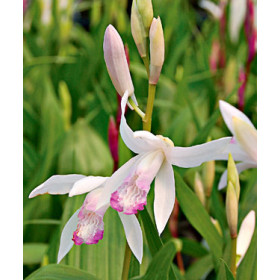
[23,0,256,279]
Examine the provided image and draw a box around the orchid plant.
[24,0,257,279]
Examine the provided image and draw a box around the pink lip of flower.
[29,175,143,263]
[218,101,257,190]
[94,91,250,235]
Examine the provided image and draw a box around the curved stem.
[143,84,156,131]
[128,97,145,119]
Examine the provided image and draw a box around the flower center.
[156,135,174,147]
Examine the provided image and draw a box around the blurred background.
[23,0,257,279]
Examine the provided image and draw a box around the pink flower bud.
[108,116,119,171]
[103,25,135,97]
[209,40,220,74]
[23,0,28,14]
[149,17,164,85]
[245,0,257,64]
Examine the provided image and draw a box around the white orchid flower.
[236,210,256,267]
[29,174,143,263]
[218,101,257,190]
[96,91,246,235]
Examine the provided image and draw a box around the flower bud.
[226,181,238,238]
[136,0,153,32]
[194,172,206,207]
[203,137,215,197]
[236,210,255,267]
[210,217,223,236]
[149,17,164,85]
[131,0,147,57]
[103,25,135,100]
[108,116,119,170]
[227,153,240,200]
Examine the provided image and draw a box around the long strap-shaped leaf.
[132,240,181,280]
[139,209,179,280]
[25,264,99,280]
[174,172,223,260]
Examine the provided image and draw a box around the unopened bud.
[108,116,119,165]
[210,217,223,236]
[224,57,237,95]
[136,0,153,32]
[226,181,238,238]
[194,172,206,207]
[203,137,215,197]
[149,17,164,85]
[209,40,220,74]
[227,153,240,200]
[236,210,255,267]
[131,0,147,58]
[103,25,136,101]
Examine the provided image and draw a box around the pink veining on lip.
[72,206,105,245]
[110,174,149,215]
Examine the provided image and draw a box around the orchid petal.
[237,210,256,267]
[218,162,257,190]
[119,212,143,263]
[229,0,247,43]
[29,175,85,198]
[69,176,109,197]
[96,154,142,210]
[170,137,246,168]
[120,91,160,154]
[219,100,255,135]
[154,160,175,235]
[199,0,223,19]
[233,117,257,163]
[57,208,80,263]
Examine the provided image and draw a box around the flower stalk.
[143,83,156,131]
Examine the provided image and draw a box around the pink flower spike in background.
[96,92,249,235]
[29,175,143,263]
[218,101,257,190]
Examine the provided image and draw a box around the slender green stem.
[128,97,145,119]
[143,84,156,131]
[230,237,237,277]
[142,55,150,77]
[121,242,132,280]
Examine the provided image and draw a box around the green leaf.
[180,238,208,258]
[25,264,98,280]
[58,119,113,176]
[220,259,235,280]
[139,209,163,256]
[23,243,48,265]
[138,208,178,279]
[133,240,181,280]
[174,172,223,260]
[184,254,214,280]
